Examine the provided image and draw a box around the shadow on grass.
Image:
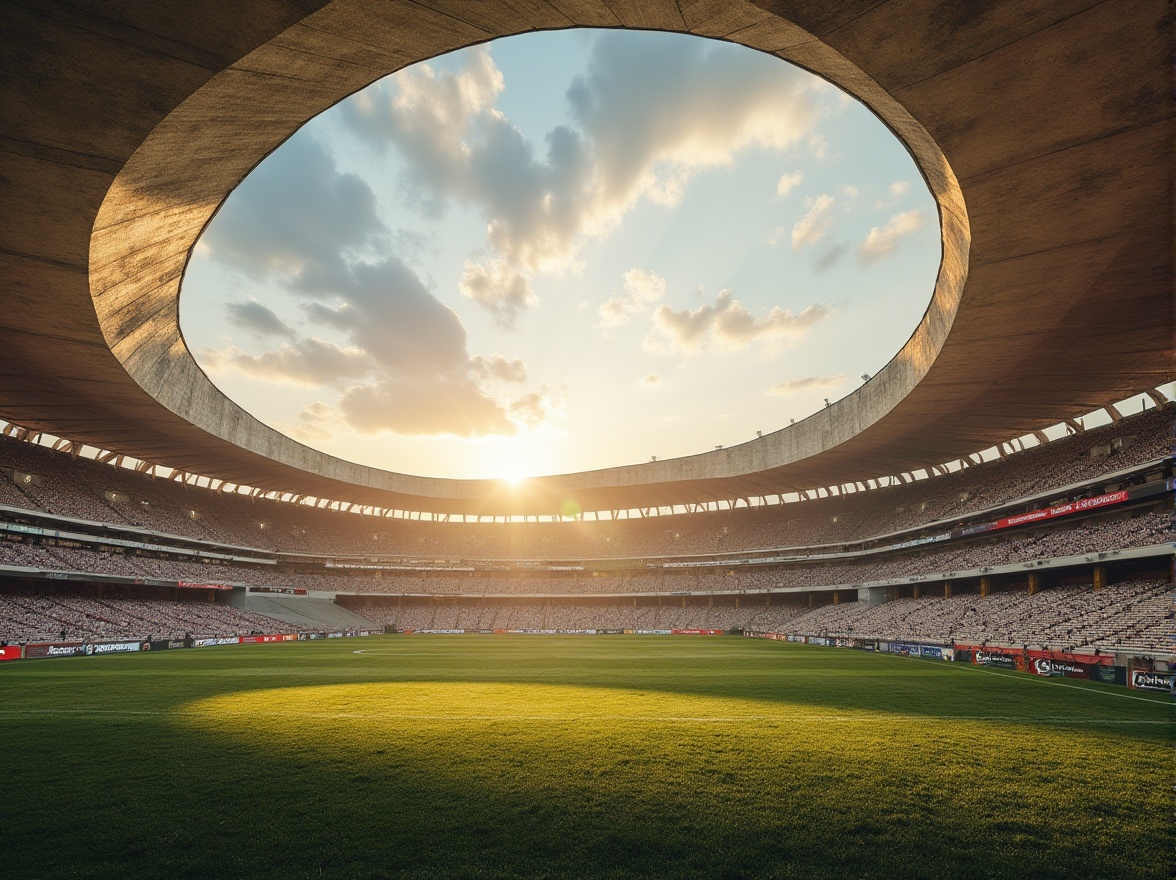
[2,646,1171,880]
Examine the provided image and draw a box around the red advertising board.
[671,629,725,635]
[0,645,22,661]
[994,491,1127,530]
[1027,649,1111,679]
[176,581,233,591]
[957,644,1025,671]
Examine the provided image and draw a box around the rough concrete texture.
[1,0,1171,515]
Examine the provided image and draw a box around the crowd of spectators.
[771,578,1172,654]
[356,601,809,633]
[285,510,1172,595]
[0,507,1168,598]
[0,405,1169,559]
[347,577,1173,656]
[0,589,311,644]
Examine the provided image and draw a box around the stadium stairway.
[223,593,377,632]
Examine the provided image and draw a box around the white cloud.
[775,170,803,198]
[458,260,538,329]
[766,375,846,396]
[640,373,662,388]
[792,194,836,250]
[597,268,666,328]
[646,290,830,355]
[857,209,926,263]
[807,133,828,159]
[890,180,910,197]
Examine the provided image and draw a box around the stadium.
[1,2,1172,878]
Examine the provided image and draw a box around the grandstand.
[1,4,1173,879]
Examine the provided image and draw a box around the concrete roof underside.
[0,0,1171,517]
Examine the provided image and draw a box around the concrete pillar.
[1092,564,1106,591]
[833,592,840,606]
[943,580,952,598]
[807,592,815,608]
[980,576,990,598]
[1028,572,1041,595]
[912,584,921,599]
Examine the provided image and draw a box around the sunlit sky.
[182,30,939,481]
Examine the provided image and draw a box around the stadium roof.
[1,0,1171,516]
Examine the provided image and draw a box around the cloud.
[470,354,527,384]
[341,33,823,304]
[812,241,851,272]
[890,180,910,198]
[646,290,830,355]
[857,209,926,263]
[792,194,835,250]
[199,339,374,387]
[277,401,340,444]
[598,268,665,328]
[767,226,787,247]
[458,260,538,329]
[224,300,296,340]
[200,134,384,280]
[776,171,803,198]
[766,375,846,396]
[340,375,517,438]
[640,373,662,388]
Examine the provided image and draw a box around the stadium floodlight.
[861,373,871,381]
[756,430,762,438]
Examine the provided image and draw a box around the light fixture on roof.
[861,373,870,381]
[824,398,831,407]
[756,430,762,438]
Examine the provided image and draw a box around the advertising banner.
[90,640,140,655]
[1025,649,1113,681]
[193,637,240,648]
[1129,668,1175,692]
[995,491,1128,530]
[239,634,298,644]
[250,587,307,596]
[958,644,1024,671]
[24,641,89,659]
[0,645,22,661]
[177,581,233,591]
[139,639,172,652]
[806,637,828,646]
[672,629,724,635]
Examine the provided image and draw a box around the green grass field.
[1,636,1170,879]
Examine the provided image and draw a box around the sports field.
[1,636,1170,879]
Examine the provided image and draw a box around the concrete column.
[833,592,840,606]
[912,584,921,599]
[980,576,990,598]
[1092,564,1106,591]
[943,580,952,598]
[1028,572,1041,595]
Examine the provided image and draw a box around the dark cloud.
[201,133,384,280]
[224,299,295,340]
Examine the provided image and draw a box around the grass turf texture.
[1,637,1170,880]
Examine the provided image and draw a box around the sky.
[181,29,939,482]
